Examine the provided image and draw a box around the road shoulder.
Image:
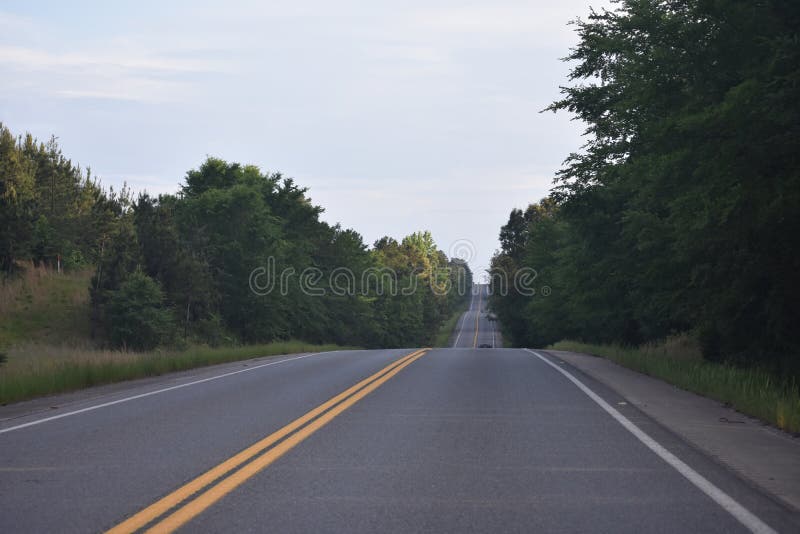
[546,349,800,514]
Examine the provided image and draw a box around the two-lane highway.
[452,284,499,349]
[1,287,797,533]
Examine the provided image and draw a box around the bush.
[63,249,87,272]
[108,270,173,350]
[194,313,230,347]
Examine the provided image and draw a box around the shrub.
[108,270,173,350]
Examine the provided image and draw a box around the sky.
[0,0,608,279]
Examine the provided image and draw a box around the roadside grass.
[0,263,92,348]
[0,341,354,405]
[433,301,470,347]
[550,336,800,434]
[0,264,356,405]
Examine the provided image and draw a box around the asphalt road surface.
[1,285,797,533]
[452,284,498,349]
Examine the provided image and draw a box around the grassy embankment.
[0,265,351,405]
[550,336,800,434]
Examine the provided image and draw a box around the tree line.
[490,0,799,373]
[1,125,471,350]
[1,124,122,274]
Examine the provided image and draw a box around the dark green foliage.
[125,159,471,349]
[1,125,471,350]
[0,124,35,273]
[0,122,116,275]
[491,0,800,374]
[156,162,471,347]
[108,270,173,350]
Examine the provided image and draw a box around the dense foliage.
[490,0,799,372]
[0,123,121,274]
[1,126,471,349]
[108,270,173,350]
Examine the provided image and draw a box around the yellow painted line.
[472,286,482,348]
[107,348,427,534]
[145,349,428,533]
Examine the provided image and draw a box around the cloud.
[0,11,36,35]
[412,5,561,34]
[397,3,592,49]
[0,44,226,102]
[366,43,450,64]
[0,45,223,73]
[54,83,180,103]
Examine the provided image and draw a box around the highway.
[452,284,498,349]
[1,285,797,533]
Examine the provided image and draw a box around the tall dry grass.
[1,262,52,315]
[0,264,357,405]
[0,341,353,405]
[0,262,93,347]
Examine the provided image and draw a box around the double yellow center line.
[472,287,482,348]
[107,348,429,534]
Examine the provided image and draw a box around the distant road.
[1,285,796,533]
[452,283,499,349]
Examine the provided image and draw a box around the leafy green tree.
[133,193,216,342]
[108,270,173,350]
[2,124,473,352]
[180,171,285,342]
[0,124,35,273]
[493,0,800,373]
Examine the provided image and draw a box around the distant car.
[487,313,497,322]
[478,343,492,348]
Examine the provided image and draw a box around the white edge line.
[525,349,777,534]
[452,311,468,348]
[0,351,335,435]
[472,286,482,348]
[453,288,476,347]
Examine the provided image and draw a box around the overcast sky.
[0,1,608,279]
